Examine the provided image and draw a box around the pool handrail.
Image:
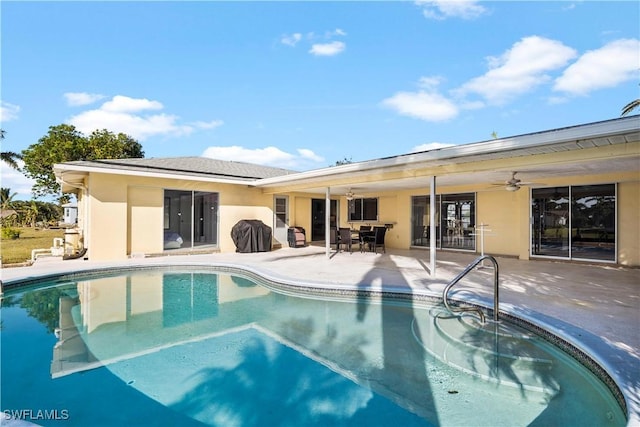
[442,255,499,323]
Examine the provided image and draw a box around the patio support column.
[326,187,331,258]
[430,176,437,277]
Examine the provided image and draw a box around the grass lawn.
[1,227,65,266]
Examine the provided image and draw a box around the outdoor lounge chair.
[287,227,306,248]
[363,226,386,253]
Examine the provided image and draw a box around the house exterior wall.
[89,174,129,260]
[128,186,164,255]
[69,128,638,266]
[84,172,276,261]
[476,190,525,257]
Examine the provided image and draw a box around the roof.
[253,115,640,194]
[57,157,296,182]
[55,116,639,194]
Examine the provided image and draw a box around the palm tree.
[621,99,640,116]
[0,187,17,210]
[0,129,23,170]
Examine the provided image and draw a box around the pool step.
[412,307,560,394]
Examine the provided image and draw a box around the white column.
[430,176,437,277]
[326,187,331,258]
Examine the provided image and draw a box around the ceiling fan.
[344,188,365,200]
[492,172,537,192]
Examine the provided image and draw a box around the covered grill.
[231,220,272,253]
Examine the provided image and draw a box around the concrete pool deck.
[1,245,639,425]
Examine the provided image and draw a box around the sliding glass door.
[164,190,219,250]
[411,193,475,250]
[532,184,615,261]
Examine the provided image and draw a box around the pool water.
[0,269,626,426]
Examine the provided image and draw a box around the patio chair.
[363,226,386,254]
[338,227,358,253]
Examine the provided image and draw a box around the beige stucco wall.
[85,172,276,260]
[476,190,524,258]
[88,174,129,260]
[128,186,164,255]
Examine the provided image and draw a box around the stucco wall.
[88,174,129,260]
[128,186,164,255]
[86,173,276,260]
[476,190,524,258]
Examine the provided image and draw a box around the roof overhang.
[54,163,258,190]
[53,116,639,196]
[253,116,640,195]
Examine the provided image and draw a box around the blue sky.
[1,1,639,200]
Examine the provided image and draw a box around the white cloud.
[309,41,346,56]
[0,160,36,201]
[201,145,325,170]
[281,33,302,47]
[381,90,458,122]
[327,28,347,37]
[411,142,455,152]
[67,95,221,141]
[418,76,445,90]
[416,0,487,20]
[0,101,21,122]
[190,120,224,130]
[553,38,640,96]
[64,92,105,106]
[101,95,163,113]
[297,148,324,162]
[456,36,577,105]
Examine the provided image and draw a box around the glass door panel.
[532,187,570,257]
[440,194,475,250]
[571,184,615,261]
[194,192,218,247]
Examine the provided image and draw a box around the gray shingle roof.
[65,157,296,181]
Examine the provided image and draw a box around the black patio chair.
[363,226,386,254]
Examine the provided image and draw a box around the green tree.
[1,129,23,170]
[0,187,17,210]
[334,156,353,166]
[21,124,144,197]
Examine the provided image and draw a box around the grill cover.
[231,220,272,253]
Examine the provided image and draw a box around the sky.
[1,1,639,200]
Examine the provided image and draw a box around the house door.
[311,199,337,241]
[274,196,289,247]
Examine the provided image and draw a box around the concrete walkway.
[1,246,639,425]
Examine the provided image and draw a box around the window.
[532,184,615,262]
[348,198,378,222]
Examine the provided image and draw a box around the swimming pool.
[1,267,626,426]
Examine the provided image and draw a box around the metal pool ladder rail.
[442,255,499,323]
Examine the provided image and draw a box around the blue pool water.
[0,269,626,426]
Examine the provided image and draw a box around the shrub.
[1,227,21,240]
